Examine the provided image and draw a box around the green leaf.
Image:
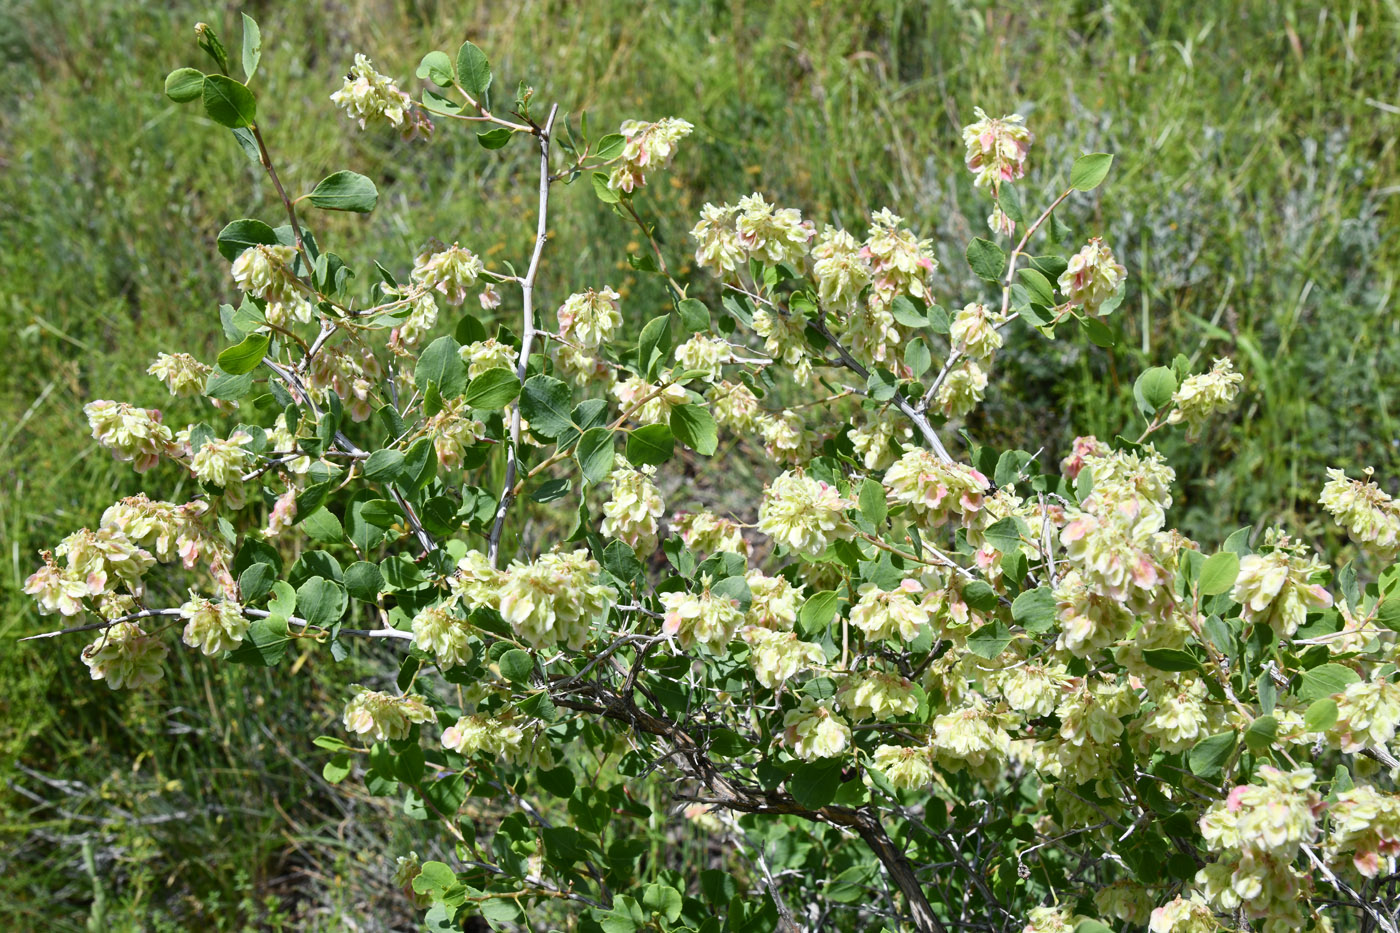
[416,51,455,86]
[164,67,205,103]
[537,766,576,798]
[669,404,718,456]
[966,237,1007,281]
[798,591,840,638]
[344,561,384,602]
[1244,715,1278,752]
[216,333,270,375]
[415,336,467,399]
[1082,316,1116,347]
[413,861,457,895]
[308,171,378,213]
[1075,922,1116,933]
[455,41,492,97]
[323,753,351,784]
[967,621,1014,659]
[216,218,280,261]
[1070,152,1114,191]
[204,368,253,400]
[576,428,615,484]
[1198,551,1240,597]
[1303,698,1339,732]
[520,374,574,438]
[591,171,620,204]
[297,576,347,629]
[641,883,684,923]
[1295,663,1361,702]
[240,13,261,80]
[962,580,999,612]
[637,314,672,380]
[462,367,520,410]
[1134,366,1178,415]
[983,517,1024,554]
[1188,731,1237,778]
[498,648,533,685]
[594,133,626,161]
[789,760,841,807]
[626,423,674,465]
[858,478,887,526]
[477,127,513,149]
[677,298,710,332]
[1011,587,1057,634]
[362,449,405,483]
[238,562,275,603]
[1142,648,1203,673]
[1018,267,1055,306]
[202,74,257,128]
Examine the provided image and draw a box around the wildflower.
[782,698,851,760]
[674,510,748,557]
[147,353,211,396]
[707,381,762,433]
[411,605,474,668]
[84,400,174,472]
[811,225,871,308]
[556,287,622,348]
[342,686,434,742]
[384,287,438,349]
[1320,468,1400,553]
[734,193,813,265]
[425,400,486,471]
[1141,677,1212,753]
[441,713,525,759]
[949,302,1004,363]
[744,570,803,630]
[757,471,854,558]
[690,203,746,274]
[862,208,937,307]
[871,744,934,790]
[411,244,483,306]
[331,54,411,129]
[1148,895,1219,933]
[987,205,1016,236]
[179,594,248,655]
[661,581,745,654]
[674,334,731,382]
[931,696,1012,777]
[231,244,299,303]
[81,622,168,690]
[1326,785,1400,877]
[837,669,919,720]
[611,375,688,426]
[850,580,931,643]
[1058,238,1125,315]
[751,307,810,376]
[55,526,155,597]
[1059,435,1109,481]
[601,460,665,553]
[760,409,812,464]
[1231,533,1332,637]
[933,359,988,418]
[961,108,1033,192]
[450,550,508,609]
[189,431,253,507]
[742,627,824,687]
[883,448,989,528]
[25,561,92,616]
[608,117,693,193]
[264,488,297,537]
[1331,678,1400,754]
[997,664,1069,718]
[498,549,612,650]
[479,284,502,309]
[1169,358,1244,435]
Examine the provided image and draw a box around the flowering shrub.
[23,16,1400,933]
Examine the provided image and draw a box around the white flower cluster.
[961,107,1033,191]
[883,448,989,530]
[411,244,484,307]
[342,686,434,742]
[757,471,854,558]
[1319,467,1400,553]
[1168,357,1244,435]
[557,287,622,348]
[1231,532,1332,637]
[179,593,248,656]
[425,400,486,471]
[331,54,411,130]
[498,549,612,650]
[411,605,474,668]
[608,117,693,193]
[81,622,168,690]
[231,244,299,303]
[85,400,175,473]
[601,459,665,553]
[661,580,744,654]
[147,353,211,397]
[1058,238,1126,315]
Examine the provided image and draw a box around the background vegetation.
[2,0,1396,929]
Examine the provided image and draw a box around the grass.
[1,0,1397,927]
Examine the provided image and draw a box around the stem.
[488,104,559,568]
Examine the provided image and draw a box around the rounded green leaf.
[576,427,616,485]
[626,423,674,466]
[297,576,348,628]
[343,561,384,602]
[416,50,455,86]
[308,171,378,213]
[669,403,718,456]
[1134,366,1178,414]
[519,374,574,439]
[1199,551,1240,596]
[498,648,534,686]
[165,67,205,103]
[240,13,261,81]
[1070,152,1114,191]
[216,218,280,262]
[202,74,257,128]
[462,367,520,410]
[216,333,270,374]
[455,41,492,97]
[966,237,1007,281]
